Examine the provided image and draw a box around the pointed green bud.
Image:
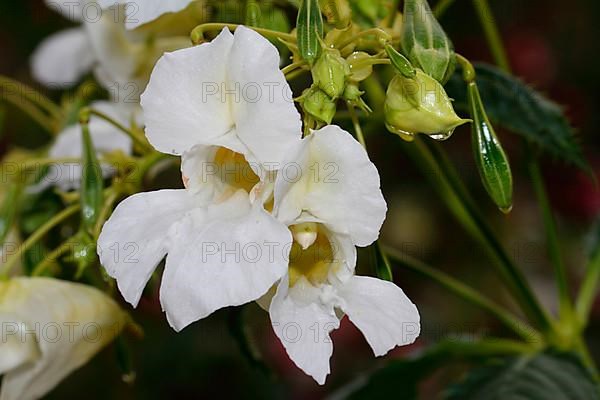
[468,82,513,213]
[312,49,350,99]
[297,0,324,65]
[384,69,469,141]
[301,86,337,124]
[402,0,456,83]
[80,116,104,234]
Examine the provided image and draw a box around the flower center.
[288,225,340,287]
[212,147,260,194]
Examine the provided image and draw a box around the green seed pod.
[402,0,455,83]
[312,49,350,99]
[301,86,337,124]
[80,118,104,233]
[297,0,324,65]
[384,69,469,141]
[468,82,513,213]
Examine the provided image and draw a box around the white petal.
[44,0,86,21]
[160,190,291,331]
[338,276,420,357]
[275,125,387,246]
[141,28,235,155]
[0,314,40,375]
[97,189,197,306]
[97,0,195,30]
[0,277,125,400]
[40,101,133,191]
[269,277,340,385]
[30,28,95,88]
[228,26,302,169]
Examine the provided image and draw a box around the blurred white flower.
[0,277,126,400]
[31,0,192,100]
[262,126,419,384]
[32,101,138,192]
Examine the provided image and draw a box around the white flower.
[97,0,197,30]
[31,1,190,98]
[264,126,420,384]
[33,101,137,192]
[0,277,126,400]
[141,26,301,171]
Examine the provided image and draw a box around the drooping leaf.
[468,82,513,213]
[297,0,323,64]
[445,63,588,170]
[445,352,600,400]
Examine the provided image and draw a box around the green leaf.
[80,120,104,233]
[445,352,600,400]
[402,0,455,83]
[445,63,588,170]
[468,82,513,213]
[371,241,393,281]
[297,0,324,65]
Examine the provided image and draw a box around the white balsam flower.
[266,126,420,384]
[33,101,137,192]
[98,26,301,332]
[0,277,126,400]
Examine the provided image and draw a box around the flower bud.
[402,0,456,83]
[347,51,374,82]
[301,87,337,124]
[384,69,469,141]
[312,49,350,99]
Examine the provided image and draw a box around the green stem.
[527,149,573,318]
[191,23,296,44]
[85,108,152,152]
[2,93,56,134]
[423,140,553,332]
[471,0,511,73]
[347,102,367,148]
[384,245,542,343]
[281,61,307,76]
[93,190,120,239]
[0,76,62,119]
[576,243,600,328]
[0,204,80,278]
[31,237,77,277]
[335,28,392,50]
[433,0,456,17]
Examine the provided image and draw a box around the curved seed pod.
[401,0,455,83]
[468,82,513,213]
[297,0,324,65]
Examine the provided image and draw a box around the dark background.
[1,0,599,398]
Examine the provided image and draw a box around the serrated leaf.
[445,63,588,170]
[445,352,600,400]
[297,0,323,64]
